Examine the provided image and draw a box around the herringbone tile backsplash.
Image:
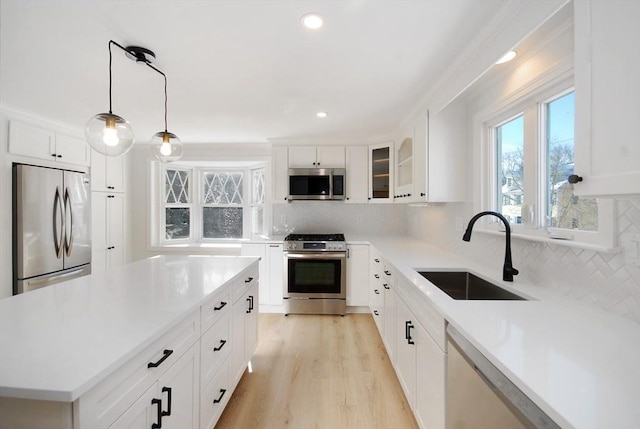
[408,198,640,323]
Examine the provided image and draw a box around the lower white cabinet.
[241,243,284,309]
[231,274,259,386]
[415,318,445,429]
[92,192,125,274]
[346,244,369,306]
[395,298,417,410]
[110,343,199,429]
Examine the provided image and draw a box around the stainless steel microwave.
[288,168,346,200]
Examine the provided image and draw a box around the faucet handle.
[503,267,519,282]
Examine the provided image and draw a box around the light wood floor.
[215,313,419,429]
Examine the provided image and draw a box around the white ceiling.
[0,0,508,145]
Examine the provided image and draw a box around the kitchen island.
[0,254,260,428]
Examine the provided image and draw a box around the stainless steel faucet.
[463,211,519,282]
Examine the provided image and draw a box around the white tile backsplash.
[272,202,407,236]
[407,198,640,323]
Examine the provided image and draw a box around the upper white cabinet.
[91,149,126,193]
[272,146,289,203]
[92,192,125,274]
[345,146,369,203]
[369,142,394,203]
[8,120,90,166]
[574,0,640,196]
[398,103,467,204]
[288,145,345,168]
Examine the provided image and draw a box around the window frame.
[198,168,248,241]
[477,77,615,249]
[162,166,193,244]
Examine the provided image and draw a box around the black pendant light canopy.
[85,40,182,162]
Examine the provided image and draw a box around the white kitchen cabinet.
[369,249,385,333]
[382,267,396,363]
[347,244,369,306]
[91,149,126,193]
[288,145,345,168]
[200,357,231,429]
[272,146,289,203]
[345,146,369,203]
[573,0,640,196]
[394,136,414,201]
[395,297,417,410]
[369,142,394,203]
[241,243,284,309]
[108,382,158,429]
[231,273,259,386]
[411,103,467,203]
[415,319,445,429]
[92,192,125,273]
[8,120,90,167]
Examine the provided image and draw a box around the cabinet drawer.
[232,267,259,303]
[201,315,232,385]
[201,288,231,333]
[200,358,231,429]
[76,311,200,429]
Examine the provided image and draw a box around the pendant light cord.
[146,63,168,133]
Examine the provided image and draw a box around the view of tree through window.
[164,169,191,239]
[202,171,244,239]
[545,91,597,231]
[496,115,524,224]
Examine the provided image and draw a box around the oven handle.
[285,252,347,260]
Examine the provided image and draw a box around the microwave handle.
[329,169,334,198]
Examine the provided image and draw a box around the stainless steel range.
[283,233,347,316]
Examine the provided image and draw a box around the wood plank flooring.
[215,314,418,429]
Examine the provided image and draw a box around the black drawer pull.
[151,398,163,428]
[384,270,391,276]
[373,310,379,316]
[246,295,254,313]
[213,388,227,404]
[383,284,390,290]
[245,277,254,283]
[374,259,380,263]
[213,339,227,352]
[374,274,380,279]
[374,289,380,295]
[213,301,227,311]
[148,349,173,368]
[405,321,415,345]
[161,387,172,417]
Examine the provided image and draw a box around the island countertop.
[0,255,259,402]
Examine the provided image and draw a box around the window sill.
[148,242,244,255]
[473,228,621,254]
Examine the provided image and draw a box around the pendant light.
[85,41,135,156]
[148,65,183,163]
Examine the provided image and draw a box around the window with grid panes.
[164,168,191,240]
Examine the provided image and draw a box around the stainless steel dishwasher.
[446,324,561,429]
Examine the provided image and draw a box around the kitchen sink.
[417,271,527,300]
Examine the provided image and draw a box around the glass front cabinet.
[368,142,394,203]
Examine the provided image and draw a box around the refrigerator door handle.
[64,187,74,256]
[53,187,64,259]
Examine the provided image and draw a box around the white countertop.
[0,255,258,402]
[365,236,640,429]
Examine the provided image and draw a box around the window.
[483,82,612,247]
[160,165,265,242]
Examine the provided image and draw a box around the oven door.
[284,251,347,299]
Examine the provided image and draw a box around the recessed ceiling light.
[316,112,328,118]
[496,50,517,65]
[302,13,323,30]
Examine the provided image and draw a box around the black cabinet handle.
[373,310,379,316]
[51,153,57,158]
[405,321,415,345]
[57,154,62,158]
[420,192,426,197]
[374,274,380,279]
[374,289,380,294]
[383,284,390,290]
[384,270,391,276]
[213,339,227,352]
[568,174,583,184]
[213,388,227,404]
[246,296,254,313]
[245,277,254,283]
[374,259,380,263]
[161,387,172,417]
[151,398,163,429]
[148,349,173,368]
[107,195,115,198]
[107,186,115,189]
[213,301,227,311]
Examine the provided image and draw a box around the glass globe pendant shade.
[149,131,183,162]
[85,113,135,156]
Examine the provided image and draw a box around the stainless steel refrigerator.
[13,164,92,294]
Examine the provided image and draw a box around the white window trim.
[198,168,249,242]
[473,75,618,252]
[161,166,193,244]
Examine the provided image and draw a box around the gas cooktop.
[283,233,346,252]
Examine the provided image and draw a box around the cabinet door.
[241,244,267,303]
[395,298,417,410]
[244,283,259,361]
[415,323,445,429]
[158,344,199,429]
[345,146,369,203]
[288,146,318,168]
[107,193,126,270]
[574,0,640,196]
[231,292,247,385]
[267,243,284,306]
[92,150,126,192]
[92,192,125,273]
[56,134,90,166]
[369,142,394,203]
[347,244,369,306]
[108,382,158,429]
[395,135,414,202]
[8,120,55,160]
[316,146,345,168]
[272,146,289,203]
[382,277,396,362]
